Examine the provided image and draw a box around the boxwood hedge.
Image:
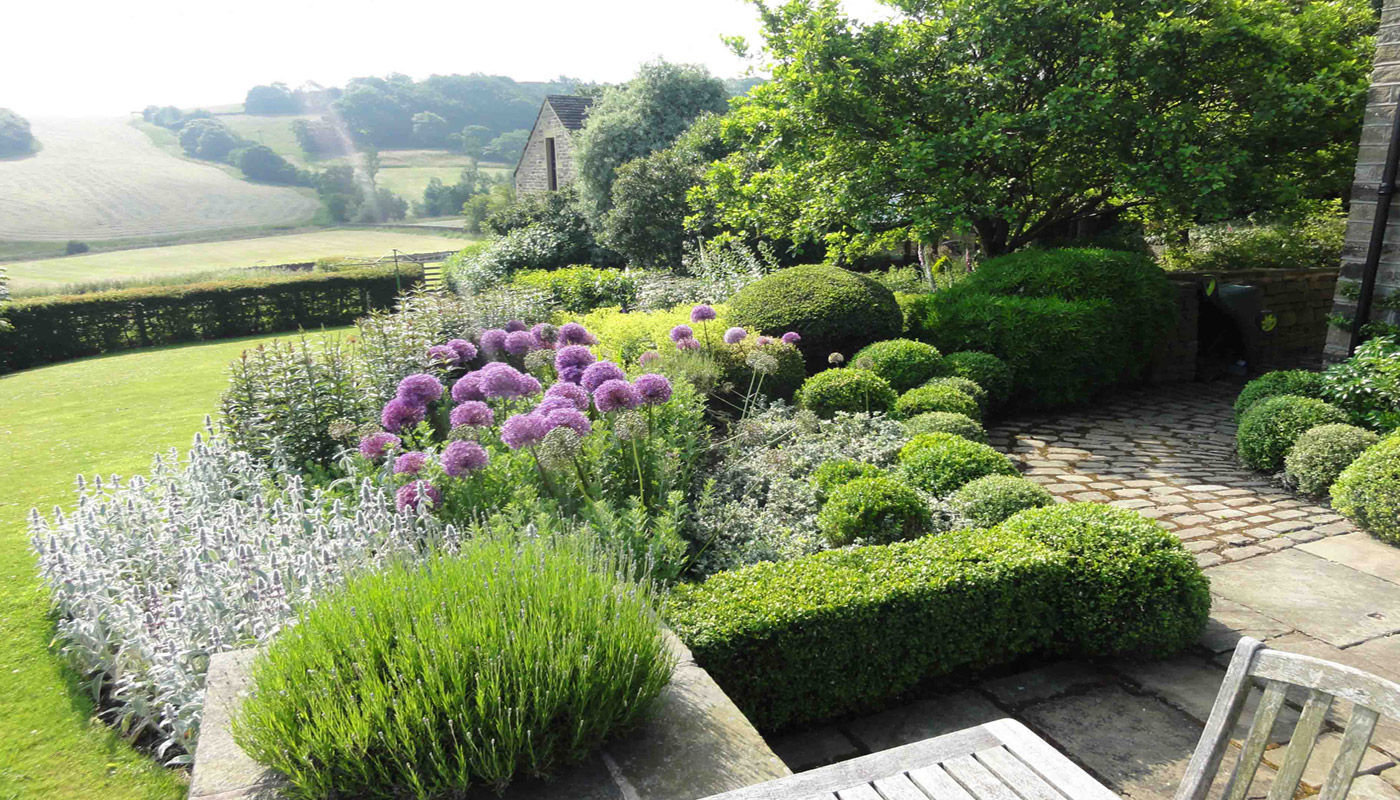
[727,265,902,367]
[667,503,1209,731]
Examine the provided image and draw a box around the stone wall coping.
[1166,267,1342,283]
[189,632,789,800]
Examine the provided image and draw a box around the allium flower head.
[504,330,535,357]
[782,331,802,345]
[639,350,661,367]
[724,327,748,345]
[829,352,846,366]
[593,379,641,413]
[554,345,596,384]
[557,322,598,346]
[531,322,558,346]
[634,373,673,405]
[426,345,459,366]
[545,381,590,411]
[537,427,582,470]
[396,481,441,512]
[479,362,533,399]
[523,349,554,376]
[756,336,775,346]
[396,373,444,406]
[504,319,528,333]
[358,432,400,460]
[451,372,485,403]
[612,410,649,441]
[675,337,700,351]
[328,418,359,440]
[479,329,508,355]
[669,324,693,342]
[501,413,549,449]
[394,451,430,475]
[746,350,780,375]
[449,401,494,428]
[381,398,426,433]
[441,440,489,476]
[581,360,627,392]
[690,304,717,323]
[446,338,478,363]
[534,396,578,415]
[542,407,591,437]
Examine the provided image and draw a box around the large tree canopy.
[696,0,1374,258]
[0,108,35,158]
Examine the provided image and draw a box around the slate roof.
[545,95,594,132]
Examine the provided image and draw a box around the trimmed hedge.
[949,475,1054,527]
[1237,395,1349,472]
[895,383,981,421]
[812,459,884,498]
[1234,370,1326,420]
[1284,424,1380,497]
[667,503,1209,731]
[0,265,421,373]
[797,368,897,418]
[902,411,987,443]
[899,432,1018,495]
[712,338,807,402]
[817,476,931,546]
[727,265,902,367]
[944,351,1013,410]
[511,266,639,313]
[1331,435,1400,544]
[851,339,945,393]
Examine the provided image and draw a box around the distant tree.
[291,118,348,156]
[235,144,303,184]
[416,162,497,217]
[365,188,408,222]
[149,106,185,130]
[0,109,35,157]
[178,119,240,161]
[245,83,301,115]
[481,129,529,163]
[411,111,450,147]
[64,240,89,255]
[574,60,730,219]
[463,183,515,233]
[457,124,491,158]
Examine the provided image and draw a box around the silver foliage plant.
[29,432,454,763]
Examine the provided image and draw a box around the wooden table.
[699,718,1121,800]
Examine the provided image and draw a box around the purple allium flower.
[449,400,494,428]
[634,373,673,405]
[531,322,558,346]
[782,331,802,345]
[358,432,400,460]
[554,345,596,384]
[451,372,485,403]
[441,440,489,476]
[394,451,430,476]
[478,362,532,399]
[501,413,549,449]
[557,322,598,346]
[593,379,642,413]
[480,328,508,355]
[396,373,444,406]
[504,330,535,357]
[505,319,528,333]
[545,381,590,411]
[381,398,426,433]
[396,480,441,512]
[756,335,775,346]
[690,304,717,323]
[517,373,542,397]
[676,337,700,351]
[535,396,579,415]
[669,324,694,342]
[639,350,661,367]
[581,360,627,392]
[446,338,478,363]
[724,327,748,345]
[426,345,459,366]
[542,407,592,437]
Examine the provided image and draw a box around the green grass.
[215,114,320,166]
[0,327,347,800]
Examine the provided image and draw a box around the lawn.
[4,229,474,294]
[0,327,348,800]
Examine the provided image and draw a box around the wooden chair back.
[1175,637,1400,800]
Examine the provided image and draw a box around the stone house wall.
[514,104,583,196]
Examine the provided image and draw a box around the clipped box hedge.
[666,503,1209,732]
[0,265,421,372]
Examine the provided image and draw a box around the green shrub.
[943,351,1013,410]
[667,503,1209,731]
[851,339,945,392]
[894,383,980,421]
[899,432,1018,495]
[1284,424,1381,496]
[1234,370,1326,419]
[812,459,885,498]
[924,376,988,412]
[901,411,987,443]
[712,338,807,402]
[1237,395,1349,472]
[727,265,902,367]
[949,475,1054,527]
[797,368,897,418]
[1323,336,1400,433]
[1331,435,1400,544]
[234,536,674,798]
[1161,205,1345,274]
[817,476,932,546]
[512,266,640,313]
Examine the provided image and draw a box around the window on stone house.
[545,137,558,191]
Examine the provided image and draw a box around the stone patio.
[769,382,1400,800]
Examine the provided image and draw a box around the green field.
[4,229,472,294]
[0,328,348,800]
[215,113,321,166]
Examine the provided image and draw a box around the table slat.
[943,754,1023,800]
[982,719,1120,800]
[835,785,882,800]
[977,746,1070,800]
[910,763,980,800]
[874,772,936,800]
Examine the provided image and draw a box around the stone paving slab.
[843,690,1005,754]
[1300,533,1400,584]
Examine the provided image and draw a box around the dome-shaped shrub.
[902,411,987,443]
[1331,435,1400,544]
[949,474,1055,527]
[233,537,673,798]
[727,265,902,367]
[924,376,988,412]
[894,383,980,421]
[899,432,1018,495]
[817,476,931,546]
[944,351,1013,410]
[850,339,945,393]
[797,368,897,418]
[812,458,884,499]
[711,338,806,401]
[1284,424,1381,496]
[1234,370,1326,420]
[1237,395,1349,472]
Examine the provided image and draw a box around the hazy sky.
[4,0,890,118]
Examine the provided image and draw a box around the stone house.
[514,95,593,196]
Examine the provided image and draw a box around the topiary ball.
[850,339,945,393]
[899,432,1018,495]
[1331,435,1400,544]
[1236,395,1349,473]
[901,411,988,443]
[711,338,806,401]
[894,383,980,421]
[812,459,885,499]
[924,376,988,412]
[797,368,897,418]
[949,474,1055,527]
[1234,370,1326,420]
[943,351,1013,410]
[1284,424,1381,496]
[727,265,902,369]
[817,476,932,546]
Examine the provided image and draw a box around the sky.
[4,0,890,118]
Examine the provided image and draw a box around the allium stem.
[631,439,646,507]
